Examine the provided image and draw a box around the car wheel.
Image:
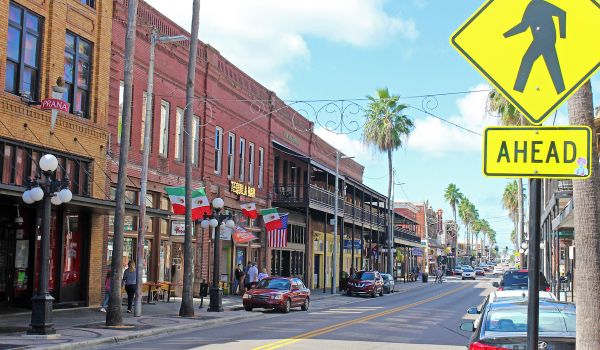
[379,288,384,296]
[244,306,253,312]
[371,291,376,298]
[283,299,291,313]
[301,298,309,311]
[347,290,353,297]
[462,277,465,280]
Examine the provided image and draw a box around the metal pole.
[29,175,55,335]
[332,151,339,294]
[388,170,394,275]
[527,178,541,350]
[424,201,429,275]
[134,28,157,318]
[208,212,223,312]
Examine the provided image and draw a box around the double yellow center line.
[251,284,471,350]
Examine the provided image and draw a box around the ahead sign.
[451,0,600,125]
[483,126,592,178]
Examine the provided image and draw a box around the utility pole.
[107,0,138,327]
[332,151,339,294]
[180,0,201,317]
[387,169,395,276]
[423,201,429,274]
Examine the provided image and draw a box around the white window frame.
[175,107,184,161]
[214,126,223,175]
[227,133,235,179]
[248,143,255,185]
[192,115,199,166]
[258,147,264,189]
[238,138,246,181]
[159,100,170,157]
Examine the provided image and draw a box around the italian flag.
[241,203,258,219]
[260,208,282,231]
[164,187,211,220]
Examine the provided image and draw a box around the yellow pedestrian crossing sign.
[451,0,600,125]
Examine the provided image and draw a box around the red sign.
[41,98,70,113]
[232,226,258,244]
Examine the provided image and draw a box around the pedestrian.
[258,268,269,281]
[233,264,244,295]
[100,270,111,312]
[437,267,444,283]
[248,262,259,289]
[243,261,251,291]
[434,267,439,283]
[122,260,137,313]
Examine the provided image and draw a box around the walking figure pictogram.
[504,0,566,94]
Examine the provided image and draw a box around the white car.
[493,266,504,274]
[462,268,476,280]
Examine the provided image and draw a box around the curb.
[38,312,262,350]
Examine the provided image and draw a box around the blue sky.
[147,0,599,251]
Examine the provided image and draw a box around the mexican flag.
[164,187,211,220]
[260,208,282,231]
[241,203,258,219]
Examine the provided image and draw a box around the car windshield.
[353,272,375,280]
[502,271,548,289]
[464,268,474,272]
[382,274,390,281]
[256,278,291,290]
[485,305,575,334]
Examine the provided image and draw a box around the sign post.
[451,1,599,348]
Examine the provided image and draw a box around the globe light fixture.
[225,219,235,229]
[58,188,73,203]
[212,197,224,209]
[200,219,210,229]
[50,193,62,206]
[209,218,219,228]
[39,154,59,172]
[29,187,44,202]
[521,242,528,249]
[22,190,35,204]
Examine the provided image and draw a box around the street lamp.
[332,152,354,294]
[23,154,72,335]
[200,197,234,312]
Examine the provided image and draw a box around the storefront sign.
[211,226,232,240]
[230,181,256,198]
[171,220,193,236]
[411,247,423,256]
[232,226,258,244]
[41,98,70,113]
[283,131,300,146]
[343,239,362,250]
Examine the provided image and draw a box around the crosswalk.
[309,306,385,316]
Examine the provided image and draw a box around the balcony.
[558,180,573,191]
[394,229,421,244]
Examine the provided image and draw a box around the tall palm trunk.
[569,81,600,350]
[179,0,200,317]
[453,207,458,268]
[387,149,393,275]
[107,0,138,326]
[517,179,525,268]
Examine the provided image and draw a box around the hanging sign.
[230,181,256,198]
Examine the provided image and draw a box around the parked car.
[453,266,463,275]
[493,269,550,291]
[382,273,395,294]
[462,267,476,280]
[347,271,384,297]
[475,267,485,276]
[461,300,575,350]
[243,277,310,313]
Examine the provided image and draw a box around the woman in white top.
[257,268,269,281]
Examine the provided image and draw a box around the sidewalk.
[0,282,427,350]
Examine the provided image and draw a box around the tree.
[502,181,519,251]
[179,0,201,317]
[362,87,414,275]
[487,90,527,267]
[444,183,463,267]
[107,0,138,327]
[471,219,483,261]
[569,81,600,350]
[458,197,476,258]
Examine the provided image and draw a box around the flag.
[232,226,258,244]
[260,208,282,231]
[241,202,258,219]
[268,214,288,248]
[164,187,211,220]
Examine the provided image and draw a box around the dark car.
[475,267,485,276]
[243,277,310,313]
[461,300,575,350]
[382,273,395,294]
[493,269,550,291]
[347,271,384,297]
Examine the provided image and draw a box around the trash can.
[422,272,428,283]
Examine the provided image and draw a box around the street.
[93,279,494,350]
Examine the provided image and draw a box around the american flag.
[268,214,288,248]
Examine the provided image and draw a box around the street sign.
[483,126,592,178]
[451,0,600,125]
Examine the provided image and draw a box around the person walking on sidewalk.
[248,263,259,289]
[234,264,244,295]
[258,268,269,281]
[100,271,111,312]
[122,260,137,313]
[243,261,251,292]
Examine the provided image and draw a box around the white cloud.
[313,127,381,168]
[145,0,418,96]
[407,84,498,157]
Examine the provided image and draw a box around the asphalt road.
[93,278,496,350]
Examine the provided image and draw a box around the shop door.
[60,215,84,303]
[313,255,320,288]
[281,250,291,277]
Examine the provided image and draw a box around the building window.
[159,100,170,157]
[258,147,264,189]
[248,143,255,185]
[214,127,223,175]
[238,138,245,181]
[80,0,95,8]
[227,133,235,179]
[5,3,42,100]
[192,115,199,166]
[175,107,184,161]
[64,32,92,119]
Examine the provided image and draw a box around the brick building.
[0,0,112,309]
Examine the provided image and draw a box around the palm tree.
[362,87,414,275]
[471,218,483,262]
[458,197,477,259]
[487,89,527,268]
[568,81,600,350]
[502,181,519,252]
[444,184,463,268]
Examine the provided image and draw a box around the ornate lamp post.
[22,154,72,335]
[200,198,235,312]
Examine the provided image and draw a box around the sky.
[146,0,600,251]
